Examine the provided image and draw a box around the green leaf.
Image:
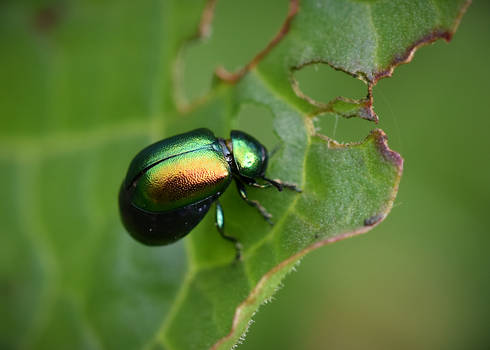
[0,0,468,349]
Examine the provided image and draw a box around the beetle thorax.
[227,130,268,180]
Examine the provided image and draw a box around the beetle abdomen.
[119,184,215,245]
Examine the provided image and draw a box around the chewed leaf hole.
[293,63,366,106]
[180,0,288,103]
[314,112,374,144]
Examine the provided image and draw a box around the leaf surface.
[0,0,468,349]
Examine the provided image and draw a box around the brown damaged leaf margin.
[291,65,378,122]
[172,0,218,113]
[373,0,471,83]
[210,129,403,350]
[198,0,218,38]
[215,0,299,83]
[315,129,403,168]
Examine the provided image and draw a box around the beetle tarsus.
[249,182,272,189]
[263,176,302,193]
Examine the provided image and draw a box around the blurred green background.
[1,0,489,349]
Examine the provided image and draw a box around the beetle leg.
[235,179,274,225]
[249,181,272,189]
[262,176,302,193]
[215,200,242,260]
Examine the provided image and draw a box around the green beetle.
[119,128,300,259]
